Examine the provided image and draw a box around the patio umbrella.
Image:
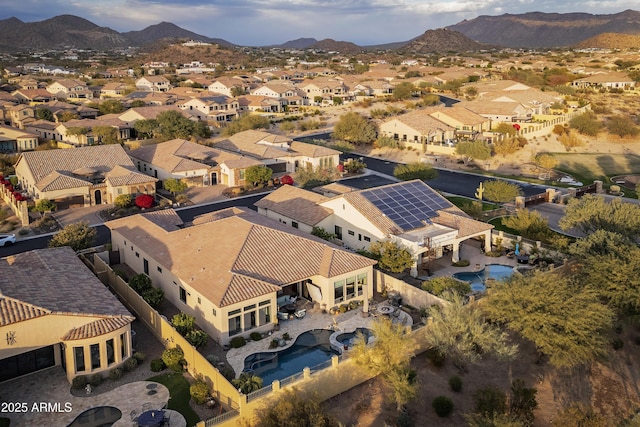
[515,243,520,256]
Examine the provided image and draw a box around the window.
[228,316,241,336]
[106,339,115,365]
[292,221,298,229]
[157,266,162,273]
[259,305,271,324]
[334,280,344,303]
[358,234,362,241]
[364,236,371,242]
[120,332,127,358]
[212,308,217,316]
[74,347,85,373]
[346,277,356,299]
[143,259,149,275]
[135,252,140,258]
[90,343,100,370]
[197,297,201,304]
[179,287,187,303]
[117,188,123,195]
[357,273,367,296]
[239,169,245,180]
[348,230,354,236]
[244,304,256,311]
[334,225,343,240]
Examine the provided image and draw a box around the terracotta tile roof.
[0,247,133,326]
[140,209,184,231]
[35,171,91,192]
[383,109,453,134]
[255,185,332,226]
[62,316,133,341]
[0,297,50,326]
[313,182,356,195]
[289,141,340,157]
[105,165,157,186]
[17,144,136,184]
[107,207,375,307]
[432,207,494,238]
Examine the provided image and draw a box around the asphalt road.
[342,153,550,198]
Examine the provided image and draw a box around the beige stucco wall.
[319,198,385,251]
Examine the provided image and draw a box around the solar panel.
[361,181,453,231]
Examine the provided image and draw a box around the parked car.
[0,233,16,246]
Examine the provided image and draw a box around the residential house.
[0,247,135,383]
[570,71,636,90]
[122,91,179,106]
[11,89,54,105]
[428,105,492,139]
[46,79,93,101]
[128,138,261,186]
[14,144,157,208]
[178,95,239,124]
[0,125,39,152]
[256,180,494,276]
[379,109,456,150]
[99,82,130,98]
[118,106,191,124]
[135,76,172,92]
[23,120,60,142]
[207,77,250,97]
[6,104,37,129]
[54,118,131,146]
[106,207,376,345]
[213,130,340,174]
[236,95,287,113]
[299,78,348,103]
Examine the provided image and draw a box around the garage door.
[268,162,287,173]
[54,195,85,210]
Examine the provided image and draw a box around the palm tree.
[232,372,263,394]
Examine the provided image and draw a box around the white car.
[0,233,16,246]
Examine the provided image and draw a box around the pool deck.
[0,367,186,427]
[227,304,381,378]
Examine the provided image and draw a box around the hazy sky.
[1,0,637,46]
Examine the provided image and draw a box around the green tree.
[97,99,125,115]
[559,194,640,238]
[455,140,492,165]
[129,99,146,108]
[332,96,343,106]
[295,164,340,188]
[368,240,414,273]
[48,221,97,251]
[426,292,517,368]
[311,226,336,241]
[129,273,152,295]
[343,159,366,174]
[65,127,90,137]
[484,272,615,368]
[501,210,552,242]
[161,347,185,372]
[494,122,518,137]
[231,86,246,97]
[163,177,188,195]
[482,180,522,203]
[143,287,164,309]
[171,313,195,336]
[232,372,263,394]
[253,388,339,427]
[34,198,56,213]
[36,108,54,122]
[244,165,273,187]
[332,112,378,145]
[421,277,471,299]
[156,110,210,139]
[393,162,438,181]
[606,114,640,138]
[57,111,79,122]
[351,318,418,411]
[533,153,558,171]
[392,82,416,100]
[569,112,602,136]
[92,126,119,144]
[134,119,159,139]
[222,114,271,136]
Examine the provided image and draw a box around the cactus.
[475,182,485,200]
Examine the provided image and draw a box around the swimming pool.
[452,264,516,292]
[336,328,371,347]
[243,329,338,385]
[67,406,121,427]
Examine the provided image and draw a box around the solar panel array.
[360,181,453,231]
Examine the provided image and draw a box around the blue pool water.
[243,329,338,385]
[452,264,515,292]
[336,328,371,346]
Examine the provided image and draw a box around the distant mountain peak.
[400,28,488,53]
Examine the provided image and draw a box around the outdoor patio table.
[137,409,165,427]
[378,306,394,315]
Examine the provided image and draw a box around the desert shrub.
[128,274,152,294]
[161,347,185,372]
[109,367,123,381]
[426,348,446,367]
[176,193,189,204]
[88,373,103,387]
[250,332,263,341]
[206,354,219,364]
[114,194,133,209]
[186,330,208,349]
[473,385,506,420]
[150,358,166,372]
[452,259,470,267]
[393,162,437,181]
[72,375,87,390]
[422,277,471,298]
[283,333,291,341]
[142,287,164,309]
[432,396,454,417]
[269,339,279,349]
[133,351,145,363]
[230,336,246,348]
[449,375,463,392]
[171,313,196,336]
[396,408,414,427]
[123,357,138,372]
[612,338,624,350]
[558,132,585,150]
[190,377,212,405]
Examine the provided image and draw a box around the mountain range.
[0,10,639,53]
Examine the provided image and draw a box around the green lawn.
[446,196,500,211]
[147,373,200,427]
[552,153,640,184]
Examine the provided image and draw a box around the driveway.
[52,203,112,227]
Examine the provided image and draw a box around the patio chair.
[130,409,138,425]
[294,309,306,319]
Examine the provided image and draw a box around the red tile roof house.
[14,144,157,209]
[106,207,376,345]
[0,246,135,383]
